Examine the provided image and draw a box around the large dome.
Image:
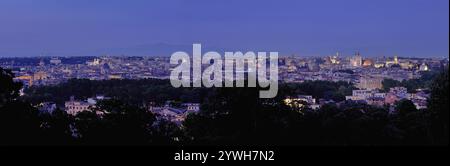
[363,59,374,67]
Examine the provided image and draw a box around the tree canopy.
[1,66,448,146]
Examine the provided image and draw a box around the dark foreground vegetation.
[1,67,448,146]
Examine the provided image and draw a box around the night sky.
[0,0,448,57]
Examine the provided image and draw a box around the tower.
[350,51,362,67]
[39,59,45,66]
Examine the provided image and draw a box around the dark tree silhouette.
[0,68,22,106]
[428,68,449,145]
[0,67,44,145]
[395,99,418,116]
[1,66,448,146]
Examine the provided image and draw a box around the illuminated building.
[362,59,374,67]
[65,98,93,115]
[33,71,48,81]
[329,52,340,64]
[385,56,399,67]
[50,58,62,65]
[419,63,429,71]
[13,75,33,87]
[350,52,362,67]
[357,76,383,90]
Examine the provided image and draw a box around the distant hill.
[0,43,231,57]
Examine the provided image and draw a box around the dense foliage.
[23,79,355,106]
[284,81,355,102]
[1,67,448,145]
[382,70,440,93]
[23,79,207,106]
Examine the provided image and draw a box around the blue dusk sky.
[0,0,448,58]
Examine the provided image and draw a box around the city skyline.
[1,0,448,160]
[0,0,448,58]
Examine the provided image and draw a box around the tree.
[382,79,401,92]
[393,100,429,145]
[382,71,441,93]
[428,68,449,145]
[38,109,75,145]
[0,68,22,106]
[0,67,45,145]
[75,99,155,145]
[395,99,418,116]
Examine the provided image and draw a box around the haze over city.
[1,1,449,162]
[0,0,448,58]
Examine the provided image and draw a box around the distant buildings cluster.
[284,95,322,110]
[283,86,429,112]
[149,102,200,124]
[62,96,200,124]
[1,53,448,119]
[345,87,429,110]
[1,53,447,90]
[64,96,109,115]
[277,53,445,111]
[4,56,172,88]
[63,96,200,124]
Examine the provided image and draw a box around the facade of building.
[284,95,321,110]
[345,86,428,110]
[65,100,93,115]
[357,77,383,90]
[350,52,363,67]
[65,100,92,115]
[149,101,201,124]
[64,96,97,115]
[50,58,62,65]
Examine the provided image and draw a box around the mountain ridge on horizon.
[0,43,447,59]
